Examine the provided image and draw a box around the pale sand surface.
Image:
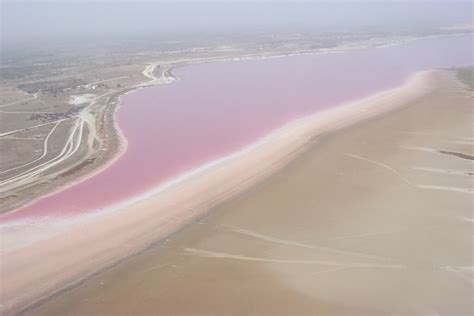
[22,70,473,315]
[0,70,466,315]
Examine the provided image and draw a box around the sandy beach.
[20,69,473,316]
[0,66,444,314]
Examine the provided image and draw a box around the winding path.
[0,62,172,196]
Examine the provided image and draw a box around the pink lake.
[2,34,472,223]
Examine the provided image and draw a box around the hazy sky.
[2,1,472,47]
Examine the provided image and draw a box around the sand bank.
[0,70,438,315]
[26,69,473,316]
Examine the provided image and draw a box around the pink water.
[2,35,472,223]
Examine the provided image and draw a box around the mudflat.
[24,71,473,315]
[1,70,435,315]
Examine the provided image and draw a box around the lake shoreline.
[3,32,470,220]
[0,69,439,315]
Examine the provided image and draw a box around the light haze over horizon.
[2,0,473,49]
